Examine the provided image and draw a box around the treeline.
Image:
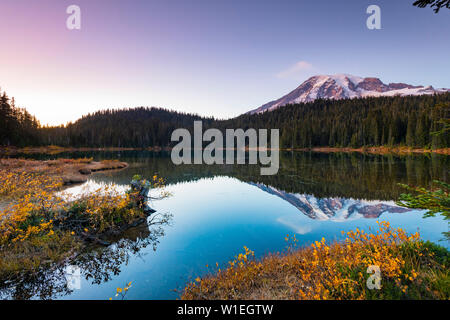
[0,89,449,149]
[0,90,40,146]
[40,107,214,147]
[222,93,450,149]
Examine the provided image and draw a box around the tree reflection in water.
[0,212,172,300]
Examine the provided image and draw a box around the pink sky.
[1,0,449,125]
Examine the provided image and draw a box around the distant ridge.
[249,74,449,114]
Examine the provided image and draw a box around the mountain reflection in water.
[250,182,410,221]
[2,151,447,299]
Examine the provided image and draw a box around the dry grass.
[0,158,128,186]
[0,168,161,281]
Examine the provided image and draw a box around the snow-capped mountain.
[249,74,448,114]
[250,182,410,221]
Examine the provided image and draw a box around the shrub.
[182,222,449,300]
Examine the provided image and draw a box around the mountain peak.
[248,74,448,114]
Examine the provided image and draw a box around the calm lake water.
[2,151,449,300]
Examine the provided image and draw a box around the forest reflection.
[2,151,448,299]
[0,213,172,300]
[61,150,450,201]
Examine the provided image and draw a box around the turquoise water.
[2,151,448,299]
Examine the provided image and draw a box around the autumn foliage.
[0,162,165,281]
[182,222,449,300]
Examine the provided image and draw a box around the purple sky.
[1,0,449,125]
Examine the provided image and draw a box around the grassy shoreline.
[0,158,128,185]
[0,159,165,284]
[0,146,168,155]
[182,222,449,300]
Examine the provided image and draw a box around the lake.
[1,151,449,300]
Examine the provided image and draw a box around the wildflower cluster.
[0,170,63,199]
[64,184,144,235]
[182,222,448,300]
[0,170,64,244]
[0,163,167,281]
[297,221,421,299]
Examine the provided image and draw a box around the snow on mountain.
[249,182,411,221]
[248,74,449,114]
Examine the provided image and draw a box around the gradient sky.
[1,0,449,125]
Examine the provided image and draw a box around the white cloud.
[276,61,314,79]
[276,216,313,235]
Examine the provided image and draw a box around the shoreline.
[1,145,449,156]
[291,146,450,155]
[0,163,162,287]
[0,158,129,185]
[182,224,449,300]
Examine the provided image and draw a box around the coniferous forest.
[225,93,450,149]
[0,88,449,149]
[0,92,40,146]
